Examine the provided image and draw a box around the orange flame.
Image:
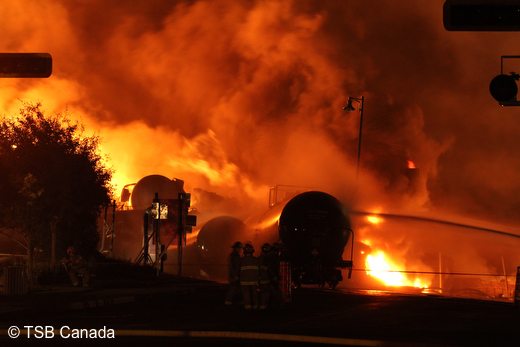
[407,160,417,169]
[365,249,429,289]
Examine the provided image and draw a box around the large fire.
[363,215,430,289]
[2,1,520,302]
[365,249,429,289]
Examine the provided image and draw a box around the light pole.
[343,96,365,180]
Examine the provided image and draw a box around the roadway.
[0,277,518,346]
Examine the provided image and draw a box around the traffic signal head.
[0,53,52,78]
[489,73,519,104]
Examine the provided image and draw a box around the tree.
[0,104,112,271]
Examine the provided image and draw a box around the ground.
[0,274,518,346]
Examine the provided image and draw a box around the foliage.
[0,104,112,256]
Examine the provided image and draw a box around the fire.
[366,215,383,225]
[365,249,428,289]
[407,160,417,169]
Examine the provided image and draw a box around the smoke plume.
[1,0,520,227]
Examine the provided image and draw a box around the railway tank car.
[197,190,352,287]
[195,216,249,280]
[279,191,351,286]
[106,175,185,261]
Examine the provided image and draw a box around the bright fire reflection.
[365,250,428,289]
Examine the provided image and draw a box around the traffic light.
[490,56,520,106]
[0,53,52,78]
[489,73,519,105]
[444,1,520,31]
[179,193,197,232]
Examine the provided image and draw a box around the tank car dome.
[131,175,184,210]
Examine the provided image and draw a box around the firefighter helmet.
[261,243,272,253]
[231,241,243,249]
[272,242,283,254]
[243,243,254,254]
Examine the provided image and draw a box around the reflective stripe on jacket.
[240,255,259,285]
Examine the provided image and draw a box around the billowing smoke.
[1,0,515,220]
[1,1,520,284]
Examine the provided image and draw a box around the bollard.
[515,266,520,307]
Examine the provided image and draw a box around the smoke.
[1,0,520,227]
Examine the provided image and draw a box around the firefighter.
[224,241,243,305]
[61,246,90,287]
[239,242,259,310]
[258,243,273,310]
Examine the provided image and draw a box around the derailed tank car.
[196,216,248,280]
[279,191,352,288]
[197,190,352,287]
[105,175,185,261]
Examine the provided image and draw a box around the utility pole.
[154,193,161,277]
[343,96,365,180]
[111,200,115,255]
[50,218,57,270]
[178,193,185,276]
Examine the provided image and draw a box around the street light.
[343,96,365,179]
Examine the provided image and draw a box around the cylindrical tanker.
[109,175,185,261]
[130,175,185,210]
[279,191,351,270]
[196,216,249,280]
[250,191,352,286]
[197,191,352,286]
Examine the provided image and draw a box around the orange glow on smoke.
[361,239,372,247]
[366,215,383,225]
[365,249,429,289]
[166,230,199,249]
[407,160,417,170]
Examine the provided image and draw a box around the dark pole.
[143,211,149,265]
[103,204,108,253]
[154,193,160,276]
[50,218,56,270]
[348,229,355,279]
[356,96,364,180]
[178,193,184,276]
[111,200,116,255]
